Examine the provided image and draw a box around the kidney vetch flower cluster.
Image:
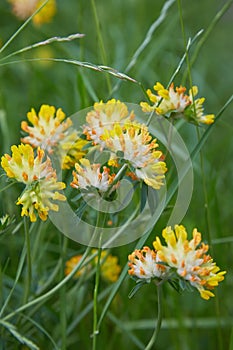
[80,99,167,192]
[21,104,87,170]
[140,82,215,125]
[128,225,226,300]
[1,144,66,222]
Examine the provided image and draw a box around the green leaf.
[148,188,159,214]
[140,182,148,212]
[0,320,39,350]
[128,280,148,299]
[81,141,93,150]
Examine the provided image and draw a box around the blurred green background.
[0,0,233,349]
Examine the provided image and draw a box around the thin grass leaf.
[0,33,85,62]
[111,0,176,95]
[183,0,233,82]
[167,29,204,87]
[0,230,28,317]
[190,94,233,160]
[128,280,148,299]
[77,71,99,102]
[20,314,59,350]
[0,58,138,84]
[0,0,49,55]
[121,317,232,331]
[1,248,94,321]
[66,285,112,337]
[90,0,112,93]
[107,311,145,350]
[0,110,11,152]
[140,182,147,212]
[212,237,233,245]
[0,320,39,350]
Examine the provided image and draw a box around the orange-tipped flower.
[1,144,66,222]
[153,225,226,300]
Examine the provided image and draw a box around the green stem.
[22,217,31,304]
[196,128,212,250]
[0,34,84,63]
[145,283,163,350]
[177,0,193,89]
[59,236,68,350]
[90,0,112,94]
[104,163,128,199]
[92,246,102,350]
[91,205,106,350]
[183,0,233,82]
[196,126,223,350]
[110,0,175,95]
[0,0,49,55]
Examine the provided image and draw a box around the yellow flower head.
[65,250,121,283]
[8,0,56,25]
[71,158,117,193]
[140,82,190,116]
[128,246,169,282]
[21,105,86,169]
[153,225,226,300]
[101,121,167,189]
[1,144,66,222]
[65,255,91,279]
[33,0,56,26]
[92,250,121,283]
[186,86,215,125]
[21,105,71,153]
[140,82,215,125]
[60,137,88,170]
[83,99,135,148]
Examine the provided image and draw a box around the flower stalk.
[145,282,163,350]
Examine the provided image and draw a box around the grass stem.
[145,283,163,350]
[22,217,31,305]
[92,246,102,350]
[90,0,112,94]
[59,235,68,350]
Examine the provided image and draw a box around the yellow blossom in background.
[32,47,54,67]
[61,137,88,170]
[92,250,121,283]
[33,0,56,26]
[140,82,215,125]
[1,144,66,222]
[128,246,168,282]
[65,250,121,283]
[65,255,91,278]
[71,158,117,193]
[8,0,56,25]
[83,99,135,148]
[153,225,226,300]
[101,121,167,189]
